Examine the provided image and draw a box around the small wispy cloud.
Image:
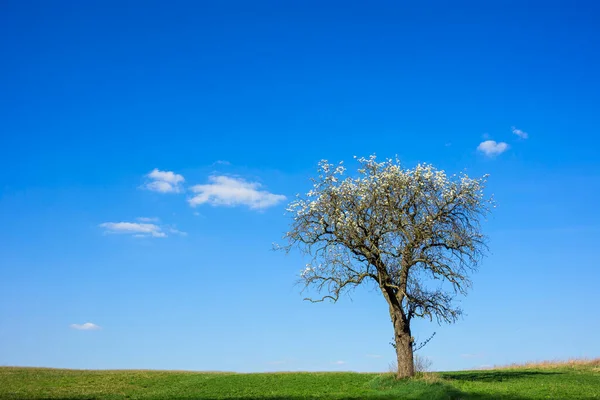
[70,322,101,331]
[137,217,160,222]
[477,140,509,156]
[512,126,528,139]
[331,360,346,365]
[143,169,185,193]
[99,222,167,238]
[166,226,187,236]
[188,175,286,210]
[212,160,231,166]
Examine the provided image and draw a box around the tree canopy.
[281,155,493,378]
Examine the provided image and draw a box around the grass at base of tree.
[0,360,598,400]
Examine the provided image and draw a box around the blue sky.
[1,1,599,373]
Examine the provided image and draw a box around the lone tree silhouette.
[280,155,492,378]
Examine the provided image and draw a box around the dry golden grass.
[375,370,443,384]
[414,371,443,383]
[483,357,600,370]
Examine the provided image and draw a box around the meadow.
[1,359,598,399]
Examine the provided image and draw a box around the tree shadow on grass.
[441,370,561,383]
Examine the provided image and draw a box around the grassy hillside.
[1,360,598,399]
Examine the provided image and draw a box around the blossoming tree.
[281,155,492,378]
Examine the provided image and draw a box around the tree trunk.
[390,305,414,378]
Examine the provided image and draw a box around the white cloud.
[99,222,167,238]
[188,175,286,210]
[137,217,159,222]
[70,322,101,330]
[167,226,187,236]
[143,169,185,193]
[512,126,528,139]
[331,361,346,365]
[148,169,185,184]
[477,140,509,156]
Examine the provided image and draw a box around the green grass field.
[1,360,598,400]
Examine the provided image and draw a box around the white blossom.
[280,154,492,315]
